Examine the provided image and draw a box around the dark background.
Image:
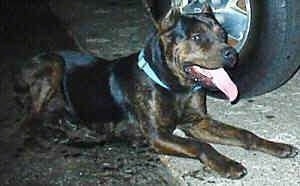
[0,1,177,185]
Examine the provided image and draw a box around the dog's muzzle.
[184,64,238,102]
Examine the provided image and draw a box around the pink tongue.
[192,67,238,102]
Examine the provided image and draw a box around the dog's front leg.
[188,118,298,158]
[132,90,245,178]
[146,129,247,179]
[180,92,298,158]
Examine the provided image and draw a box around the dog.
[16,4,298,179]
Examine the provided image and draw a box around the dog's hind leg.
[188,118,298,158]
[18,53,65,127]
[29,54,64,113]
[148,130,247,179]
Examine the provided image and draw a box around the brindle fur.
[17,5,298,179]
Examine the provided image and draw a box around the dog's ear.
[201,3,213,15]
[142,0,181,33]
[142,0,171,30]
[159,8,181,33]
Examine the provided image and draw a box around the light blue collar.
[138,50,170,90]
[137,50,202,92]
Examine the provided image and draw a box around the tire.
[230,0,300,98]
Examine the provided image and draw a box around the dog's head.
[152,4,239,101]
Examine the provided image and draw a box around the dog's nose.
[221,47,238,68]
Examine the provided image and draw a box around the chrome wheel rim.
[211,0,251,52]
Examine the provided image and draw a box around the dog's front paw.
[207,156,247,179]
[275,144,299,158]
[262,142,299,158]
[288,146,299,158]
[222,160,247,179]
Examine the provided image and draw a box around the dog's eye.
[191,34,210,44]
[191,34,201,41]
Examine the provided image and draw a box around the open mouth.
[184,64,239,102]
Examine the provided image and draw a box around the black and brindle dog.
[17,5,298,179]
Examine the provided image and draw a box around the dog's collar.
[138,50,202,92]
[138,50,171,90]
